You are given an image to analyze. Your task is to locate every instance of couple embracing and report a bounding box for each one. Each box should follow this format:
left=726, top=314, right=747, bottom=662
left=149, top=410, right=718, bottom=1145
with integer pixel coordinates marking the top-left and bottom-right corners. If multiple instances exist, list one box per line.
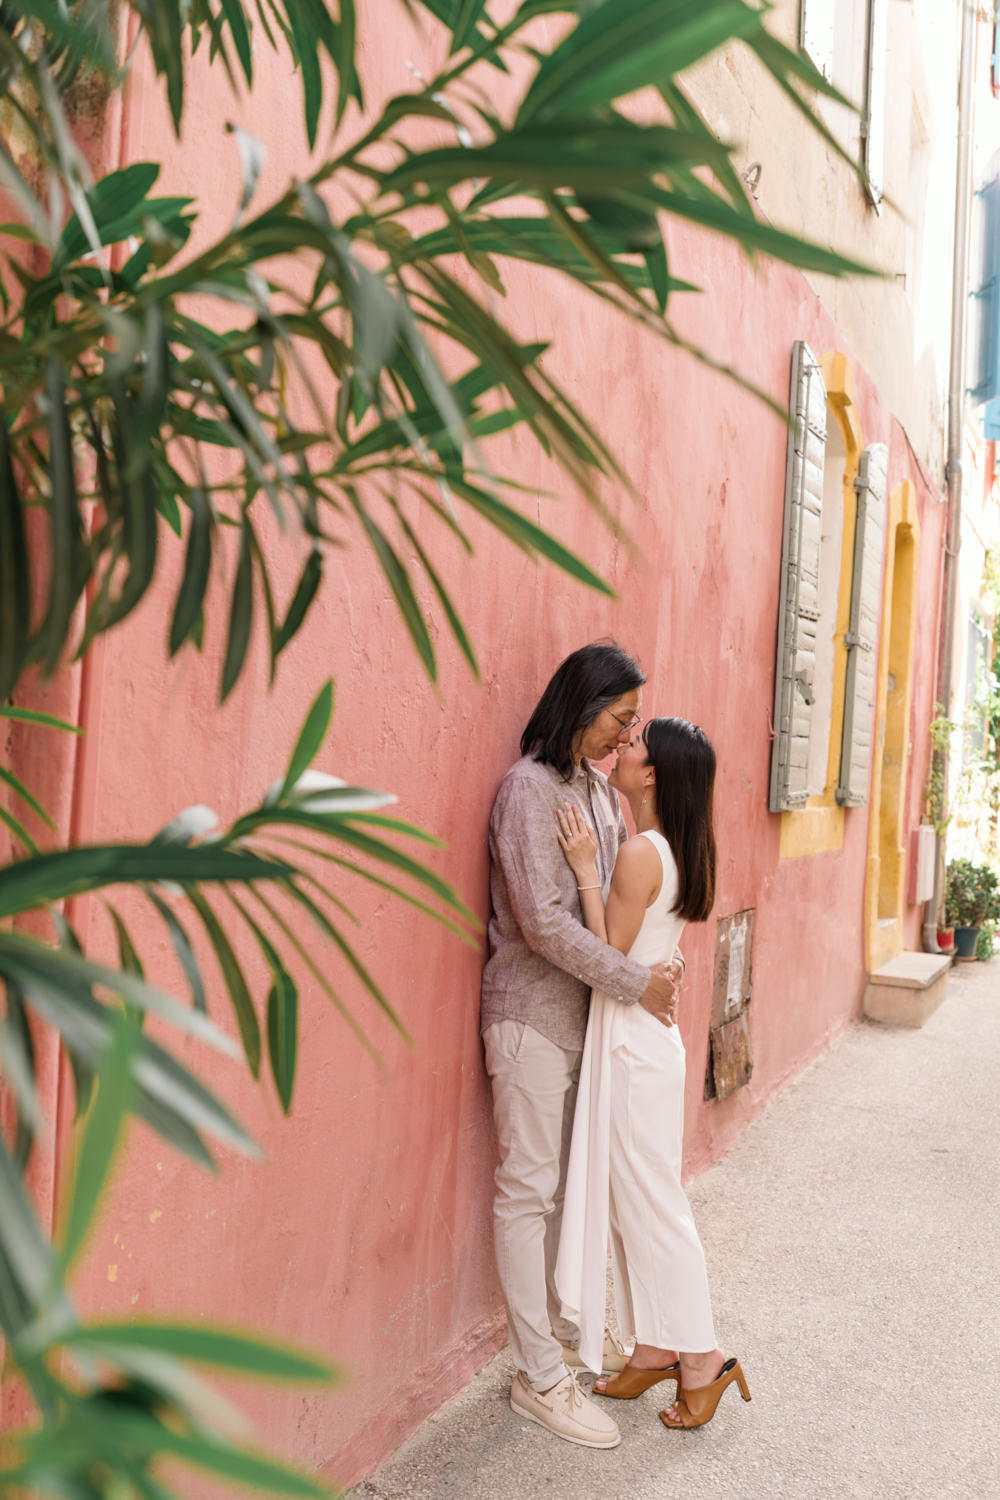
left=481, top=643, right=751, bottom=1450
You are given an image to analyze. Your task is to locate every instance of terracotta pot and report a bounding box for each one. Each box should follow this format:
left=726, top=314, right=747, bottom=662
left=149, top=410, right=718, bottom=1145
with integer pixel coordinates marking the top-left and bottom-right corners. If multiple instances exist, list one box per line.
left=953, top=925, right=981, bottom=961
left=937, top=927, right=955, bottom=955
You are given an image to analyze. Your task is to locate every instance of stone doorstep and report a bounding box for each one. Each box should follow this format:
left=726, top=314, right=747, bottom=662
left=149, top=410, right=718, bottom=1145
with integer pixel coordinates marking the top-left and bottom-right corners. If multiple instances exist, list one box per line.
left=863, top=952, right=953, bottom=1029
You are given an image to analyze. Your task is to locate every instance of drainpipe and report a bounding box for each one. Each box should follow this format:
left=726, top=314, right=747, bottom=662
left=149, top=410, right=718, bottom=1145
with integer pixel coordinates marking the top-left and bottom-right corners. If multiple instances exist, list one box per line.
left=925, top=0, right=976, bottom=954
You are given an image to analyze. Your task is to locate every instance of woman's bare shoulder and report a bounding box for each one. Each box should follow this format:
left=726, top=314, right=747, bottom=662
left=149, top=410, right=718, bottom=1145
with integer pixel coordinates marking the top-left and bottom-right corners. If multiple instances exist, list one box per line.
left=612, top=834, right=662, bottom=881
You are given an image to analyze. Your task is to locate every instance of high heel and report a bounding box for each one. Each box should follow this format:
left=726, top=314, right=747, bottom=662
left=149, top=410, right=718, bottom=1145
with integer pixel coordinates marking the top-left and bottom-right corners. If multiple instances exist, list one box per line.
left=597, top=1362, right=680, bottom=1399
left=658, top=1358, right=751, bottom=1429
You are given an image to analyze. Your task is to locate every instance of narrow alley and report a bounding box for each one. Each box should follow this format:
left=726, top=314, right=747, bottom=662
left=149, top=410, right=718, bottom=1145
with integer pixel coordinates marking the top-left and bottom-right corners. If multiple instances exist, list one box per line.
left=350, top=963, right=999, bottom=1500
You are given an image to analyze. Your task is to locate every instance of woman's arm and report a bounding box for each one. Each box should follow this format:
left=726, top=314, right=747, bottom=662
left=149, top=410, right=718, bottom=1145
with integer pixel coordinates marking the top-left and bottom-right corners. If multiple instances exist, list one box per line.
left=555, top=806, right=661, bottom=954
left=554, top=804, right=608, bottom=943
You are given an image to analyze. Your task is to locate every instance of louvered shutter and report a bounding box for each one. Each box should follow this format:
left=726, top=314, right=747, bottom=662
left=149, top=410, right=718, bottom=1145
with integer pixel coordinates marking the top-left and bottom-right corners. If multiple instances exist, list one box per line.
left=770, top=342, right=827, bottom=813
left=836, top=442, right=887, bottom=807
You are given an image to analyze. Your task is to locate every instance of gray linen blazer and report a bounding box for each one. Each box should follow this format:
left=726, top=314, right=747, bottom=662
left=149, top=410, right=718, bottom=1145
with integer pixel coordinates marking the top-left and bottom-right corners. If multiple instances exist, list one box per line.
left=481, top=754, right=651, bottom=1052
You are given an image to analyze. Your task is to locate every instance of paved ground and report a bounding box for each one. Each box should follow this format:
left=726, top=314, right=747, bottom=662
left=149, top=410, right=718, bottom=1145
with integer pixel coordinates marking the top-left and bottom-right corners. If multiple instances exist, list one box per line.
left=348, top=961, right=999, bottom=1500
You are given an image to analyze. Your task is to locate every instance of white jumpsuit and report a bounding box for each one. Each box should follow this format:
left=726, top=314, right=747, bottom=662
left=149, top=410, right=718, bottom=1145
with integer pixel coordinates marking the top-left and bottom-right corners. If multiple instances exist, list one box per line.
left=555, top=830, right=717, bottom=1373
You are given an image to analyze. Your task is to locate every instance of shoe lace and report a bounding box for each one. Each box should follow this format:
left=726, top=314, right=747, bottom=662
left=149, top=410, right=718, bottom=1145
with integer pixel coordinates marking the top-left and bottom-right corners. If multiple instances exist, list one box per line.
left=563, top=1371, right=585, bottom=1414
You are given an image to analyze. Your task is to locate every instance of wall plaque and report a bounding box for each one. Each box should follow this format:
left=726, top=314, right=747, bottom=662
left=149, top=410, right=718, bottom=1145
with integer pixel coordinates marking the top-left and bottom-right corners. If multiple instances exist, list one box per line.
left=704, top=908, right=755, bottom=1100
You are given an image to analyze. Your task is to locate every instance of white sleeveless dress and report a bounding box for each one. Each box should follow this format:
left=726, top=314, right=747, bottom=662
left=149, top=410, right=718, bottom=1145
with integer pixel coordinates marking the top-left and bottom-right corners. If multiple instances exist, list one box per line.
left=555, top=830, right=717, bottom=1372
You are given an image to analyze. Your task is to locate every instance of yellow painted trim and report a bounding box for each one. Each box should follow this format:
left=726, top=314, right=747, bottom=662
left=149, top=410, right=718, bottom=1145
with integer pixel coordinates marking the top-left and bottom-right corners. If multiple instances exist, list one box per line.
left=779, top=351, right=863, bottom=859
left=779, top=802, right=845, bottom=857
left=864, top=481, right=921, bottom=973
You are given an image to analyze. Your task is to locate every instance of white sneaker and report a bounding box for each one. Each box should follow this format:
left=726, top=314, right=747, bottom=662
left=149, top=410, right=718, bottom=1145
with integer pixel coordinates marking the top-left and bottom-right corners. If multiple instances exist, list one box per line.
left=560, top=1327, right=632, bottom=1375
left=509, top=1370, right=621, bottom=1449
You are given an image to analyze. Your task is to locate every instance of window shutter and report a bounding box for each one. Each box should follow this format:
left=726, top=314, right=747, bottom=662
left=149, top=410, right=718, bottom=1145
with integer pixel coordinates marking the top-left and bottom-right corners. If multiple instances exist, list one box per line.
left=770, top=342, right=827, bottom=814
left=836, top=442, right=887, bottom=807
left=800, top=0, right=835, bottom=84
left=863, top=0, right=888, bottom=208
left=970, top=150, right=1000, bottom=406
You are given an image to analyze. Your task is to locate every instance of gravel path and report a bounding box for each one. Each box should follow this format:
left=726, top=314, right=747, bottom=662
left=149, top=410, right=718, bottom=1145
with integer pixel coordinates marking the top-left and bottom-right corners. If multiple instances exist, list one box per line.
left=348, top=961, right=999, bottom=1500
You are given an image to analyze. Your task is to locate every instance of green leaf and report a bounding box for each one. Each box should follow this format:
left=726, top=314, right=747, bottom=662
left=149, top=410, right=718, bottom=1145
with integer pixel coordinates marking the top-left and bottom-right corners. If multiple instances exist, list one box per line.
left=39, top=360, right=88, bottom=676
left=60, top=1012, right=137, bottom=1270
left=379, top=119, right=728, bottom=197
left=280, top=679, right=334, bottom=800
left=646, top=185, right=879, bottom=278
left=643, top=238, right=670, bottom=313
left=0, top=766, right=56, bottom=834
left=0, top=414, right=30, bottom=702
left=268, top=836, right=481, bottom=948
left=0, top=801, right=39, bottom=855
left=442, top=470, right=616, bottom=596
left=81, top=1407, right=331, bottom=1497
left=235, top=807, right=477, bottom=923
left=56, top=162, right=160, bottom=266
left=145, top=886, right=207, bottom=1013
left=54, top=1321, right=335, bottom=1380
left=273, top=546, right=323, bottom=662
left=184, top=887, right=261, bottom=1077
left=284, top=0, right=325, bottom=148
left=350, top=497, right=436, bottom=679
left=225, top=890, right=299, bottom=1111
left=0, top=844, right=293, bottom=921
left=0, top=707, right=82, bottom=734
left=107, top=905, right=145, bottom=978
left=218, top=0, right=254, bottom=84
left=266, top=964, right=298, bottom=1113
left=285, top=878, right=409, bottom=1041
left=170, top=488, right=213, bottom=656
left=0, top=1129, right=56, bottom=1320
left=0, top=980, right=39, bottom=1169
left=519, top=0, right=764, bottom=125
left=0, top=931, right=239, bottom=1060
left=221, top=516, right=254, bottom=702
left=393, top=508, right=479, bottom=678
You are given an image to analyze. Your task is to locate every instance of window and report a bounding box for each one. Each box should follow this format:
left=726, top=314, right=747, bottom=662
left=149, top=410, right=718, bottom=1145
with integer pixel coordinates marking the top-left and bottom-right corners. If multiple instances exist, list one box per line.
left=863, top=0, right=887, bottom=208
left=800, top=0, right=836, bottom=84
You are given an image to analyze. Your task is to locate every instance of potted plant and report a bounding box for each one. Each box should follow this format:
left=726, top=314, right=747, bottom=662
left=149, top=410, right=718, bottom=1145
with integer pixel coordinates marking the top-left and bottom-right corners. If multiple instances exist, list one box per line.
left=937, top=925, right=956, bottom=955
left=945, top=859, right=1000, bottom=960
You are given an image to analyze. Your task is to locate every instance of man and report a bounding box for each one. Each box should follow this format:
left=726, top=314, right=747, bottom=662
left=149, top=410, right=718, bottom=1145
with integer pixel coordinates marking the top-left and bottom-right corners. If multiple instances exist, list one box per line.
left=482, top=642, right=684, bottom=1449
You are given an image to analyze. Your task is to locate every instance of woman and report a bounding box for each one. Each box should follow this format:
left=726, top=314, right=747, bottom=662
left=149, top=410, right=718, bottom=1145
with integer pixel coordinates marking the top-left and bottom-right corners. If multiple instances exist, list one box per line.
left=553, top=717, right=751, bottom=1432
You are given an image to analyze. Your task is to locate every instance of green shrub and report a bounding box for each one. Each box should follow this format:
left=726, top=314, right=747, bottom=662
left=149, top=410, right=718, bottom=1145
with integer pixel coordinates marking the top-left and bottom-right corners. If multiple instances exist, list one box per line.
left=977, top=921, right=997, bottom=960
left=945, top=859, right=1000, bottom=928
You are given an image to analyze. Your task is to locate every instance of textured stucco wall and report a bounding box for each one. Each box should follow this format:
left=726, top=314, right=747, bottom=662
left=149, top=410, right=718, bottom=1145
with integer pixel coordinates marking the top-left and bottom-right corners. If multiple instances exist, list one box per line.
left=684, top=0, right=963, bottom=484
left=2, top=5, right=949, bottom=1489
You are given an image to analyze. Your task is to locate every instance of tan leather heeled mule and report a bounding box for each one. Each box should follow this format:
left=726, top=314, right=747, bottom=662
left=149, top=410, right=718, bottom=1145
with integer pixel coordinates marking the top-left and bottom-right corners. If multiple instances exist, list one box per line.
left=658, top=1358, right=751, bottom=1429
left=596, top=1362, right=680, bottom=1399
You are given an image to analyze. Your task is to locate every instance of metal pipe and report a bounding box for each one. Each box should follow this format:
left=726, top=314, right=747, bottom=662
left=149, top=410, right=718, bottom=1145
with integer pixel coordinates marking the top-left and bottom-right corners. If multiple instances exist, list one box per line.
left=925, top=0, right=977, bottom=953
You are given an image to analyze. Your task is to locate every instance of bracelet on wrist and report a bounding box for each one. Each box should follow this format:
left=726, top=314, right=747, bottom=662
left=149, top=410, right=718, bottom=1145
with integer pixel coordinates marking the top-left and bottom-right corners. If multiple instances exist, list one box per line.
left=577, top=883, right=601, bottom=891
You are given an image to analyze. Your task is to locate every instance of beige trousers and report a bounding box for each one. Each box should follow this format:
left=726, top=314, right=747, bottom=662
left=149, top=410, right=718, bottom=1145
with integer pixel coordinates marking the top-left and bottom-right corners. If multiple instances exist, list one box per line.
left=483, top=1020, right=582, bottom=1391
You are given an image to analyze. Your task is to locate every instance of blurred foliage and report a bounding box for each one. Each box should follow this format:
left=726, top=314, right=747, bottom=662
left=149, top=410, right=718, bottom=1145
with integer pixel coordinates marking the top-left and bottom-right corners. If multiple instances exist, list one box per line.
left=0, top=684, right=477, bottom=1499
left=944, top=856, right=1000, bottom=929
left=976, top=918, right=996, bottom=960
left=0, top=0, right=875, bottom=704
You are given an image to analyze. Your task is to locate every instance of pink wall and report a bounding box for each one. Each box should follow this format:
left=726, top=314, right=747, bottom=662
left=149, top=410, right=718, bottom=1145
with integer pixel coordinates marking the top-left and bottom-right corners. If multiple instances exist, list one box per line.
left=3, top=11, right=945, bottom=1490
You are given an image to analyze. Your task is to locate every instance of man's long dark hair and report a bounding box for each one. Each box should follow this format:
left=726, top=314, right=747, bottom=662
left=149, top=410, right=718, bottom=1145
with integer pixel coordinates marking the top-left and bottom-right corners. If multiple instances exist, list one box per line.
left=521, top=642, right=646, bottom=781
left=644, top=717, right=717, bottom=923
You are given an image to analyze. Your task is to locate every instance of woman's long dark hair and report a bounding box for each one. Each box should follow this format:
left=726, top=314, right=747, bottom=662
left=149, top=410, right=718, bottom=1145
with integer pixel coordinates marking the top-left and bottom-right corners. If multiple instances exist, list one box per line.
left=643, top=717, right=717, bottom=923
left=521, top=642, right=646, bottom=781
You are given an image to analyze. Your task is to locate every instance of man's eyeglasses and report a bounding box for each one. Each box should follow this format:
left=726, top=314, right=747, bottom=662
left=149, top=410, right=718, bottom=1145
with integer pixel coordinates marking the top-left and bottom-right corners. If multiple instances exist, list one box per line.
left=607, top=710, right=644, bottom=735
